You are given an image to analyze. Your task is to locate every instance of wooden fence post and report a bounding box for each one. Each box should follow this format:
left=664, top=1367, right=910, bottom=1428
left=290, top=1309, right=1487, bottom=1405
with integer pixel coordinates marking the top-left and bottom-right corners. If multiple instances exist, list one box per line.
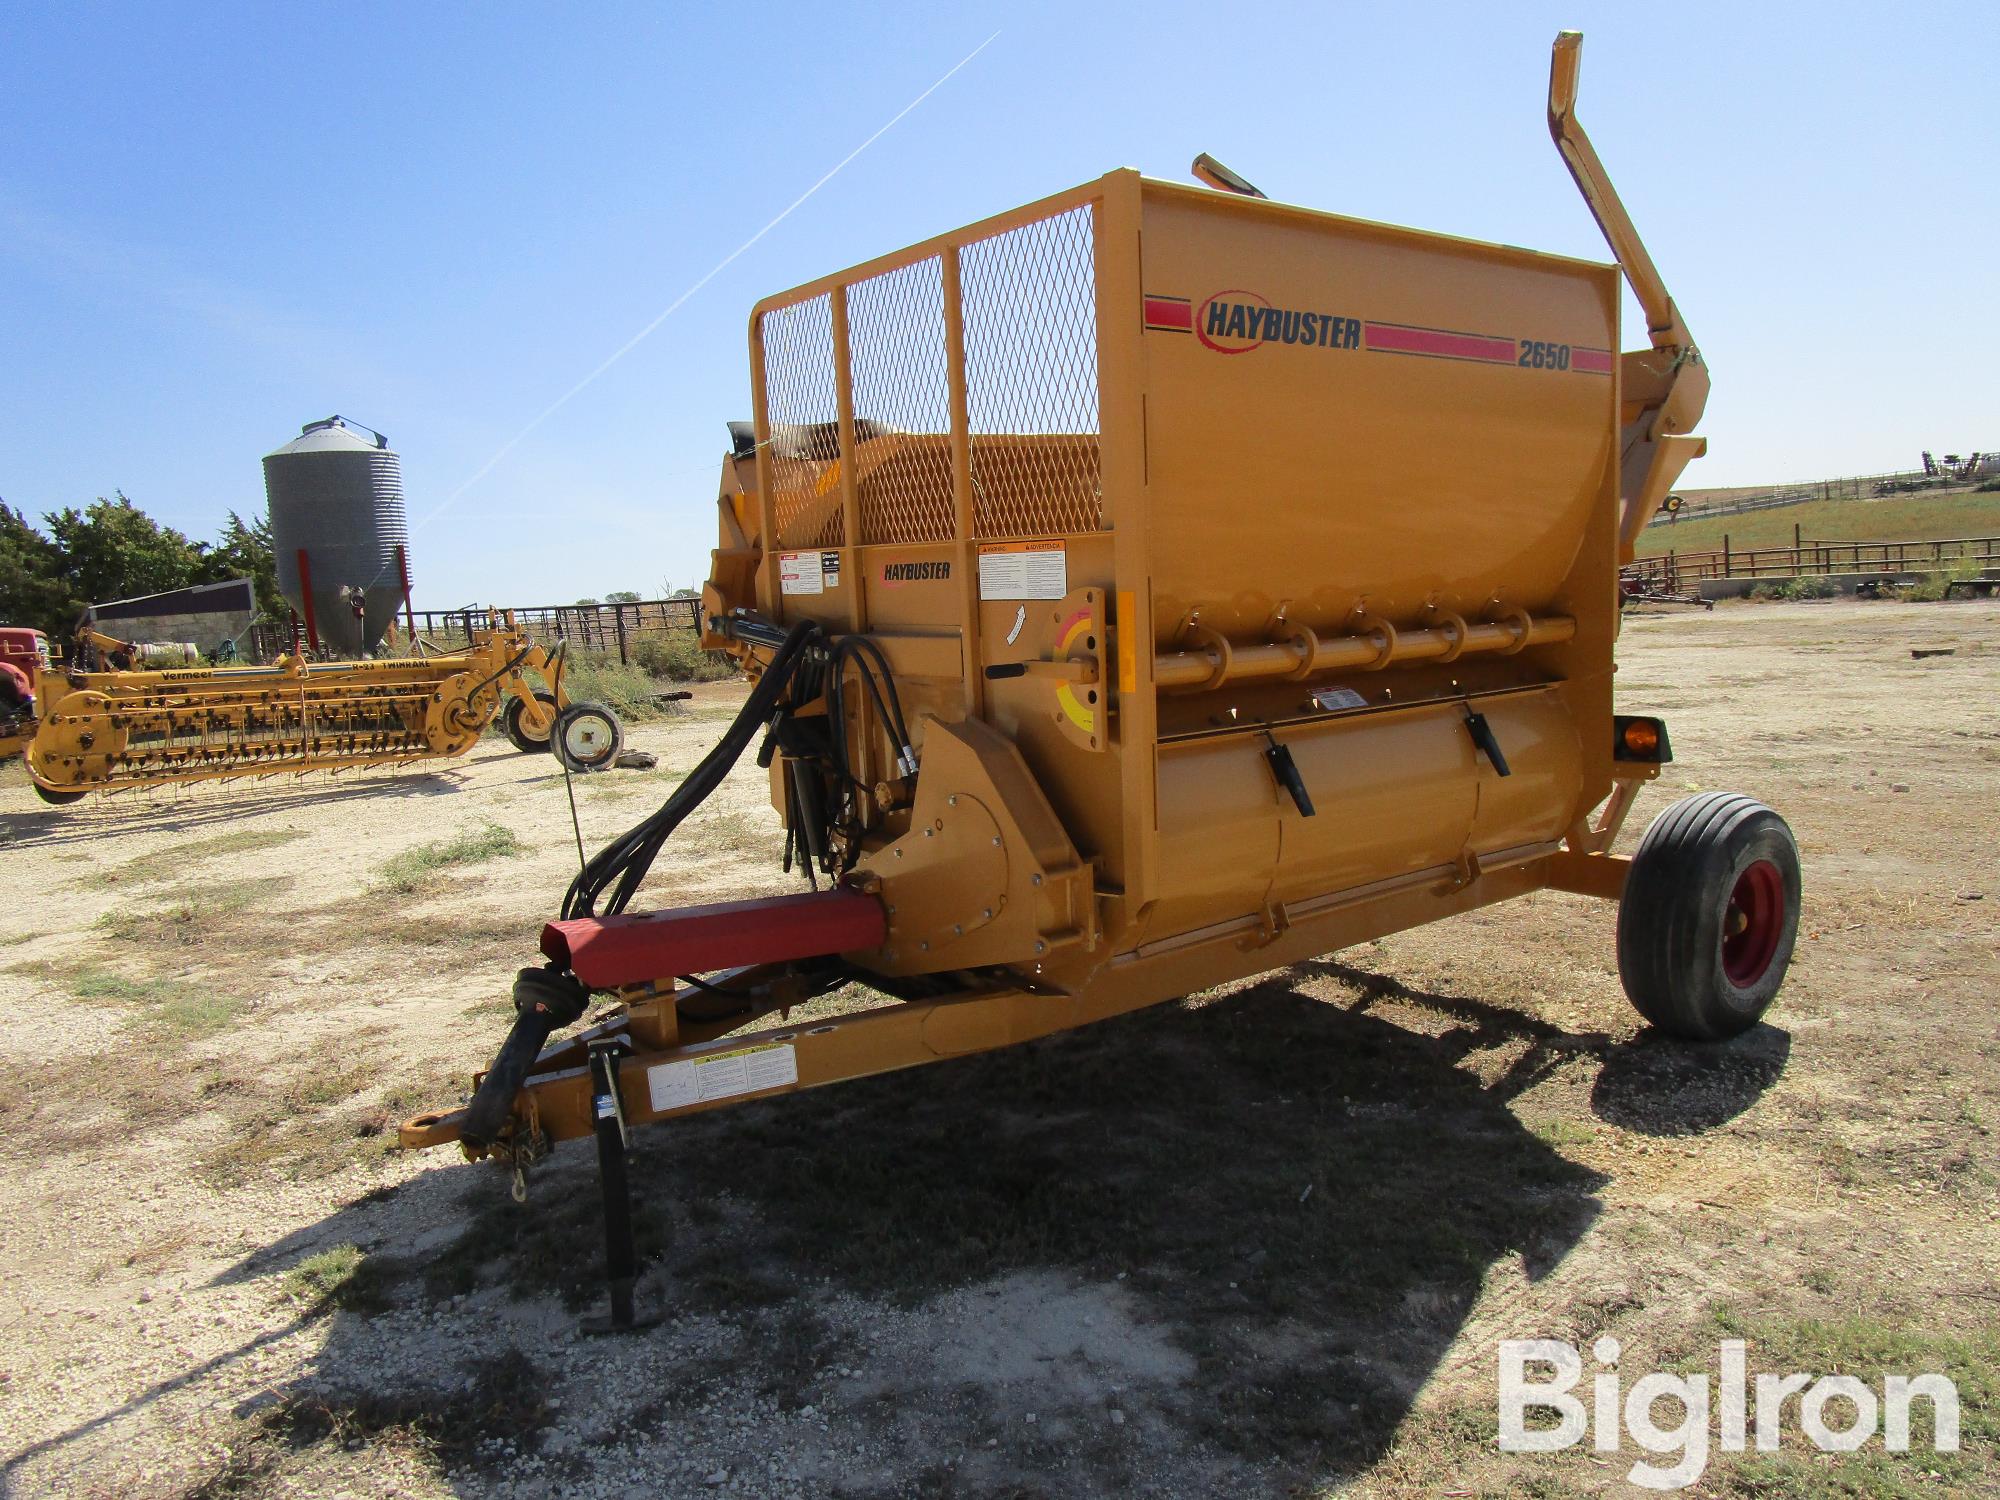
left=614, top=604, right=629, bottom=665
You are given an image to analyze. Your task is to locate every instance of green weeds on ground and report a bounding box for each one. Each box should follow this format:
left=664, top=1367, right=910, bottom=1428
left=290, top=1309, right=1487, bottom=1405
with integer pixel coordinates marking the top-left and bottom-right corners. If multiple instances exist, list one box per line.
left=13, top=957, right=246, bottom=1039
left=377, top=822, right=523, bottom=893
left=84, top=828, right=305, bottom=889
left=1903, top=556, right=1987, bottom=602
left=282, top=1244, right=390, bottom=1315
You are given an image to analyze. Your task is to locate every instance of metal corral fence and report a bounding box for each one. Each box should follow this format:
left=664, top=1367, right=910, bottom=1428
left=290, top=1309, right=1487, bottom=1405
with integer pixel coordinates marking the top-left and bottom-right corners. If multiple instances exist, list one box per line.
left=1627, top=533, right=2000, bottom=591
left=240, top=596, right=704, bottom=664
left=408, top=597, right=702, bottom=661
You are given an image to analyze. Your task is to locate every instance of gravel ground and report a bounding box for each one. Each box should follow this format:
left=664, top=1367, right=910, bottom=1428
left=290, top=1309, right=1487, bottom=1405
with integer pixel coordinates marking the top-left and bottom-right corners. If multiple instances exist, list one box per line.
left=1, top=604, right=1996, bottom=1498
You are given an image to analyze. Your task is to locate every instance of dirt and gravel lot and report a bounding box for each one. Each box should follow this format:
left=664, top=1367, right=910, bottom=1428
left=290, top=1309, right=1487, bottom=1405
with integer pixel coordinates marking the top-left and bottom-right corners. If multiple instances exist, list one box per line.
left=0, top=601, right=1995, bottom=1499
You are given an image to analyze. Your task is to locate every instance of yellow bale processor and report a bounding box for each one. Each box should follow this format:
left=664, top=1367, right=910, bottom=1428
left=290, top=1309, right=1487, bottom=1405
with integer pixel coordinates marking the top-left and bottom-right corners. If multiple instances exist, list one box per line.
left=20, top=614, right=623, bottom=804
left=404, top=34, right=1798, bottom=1330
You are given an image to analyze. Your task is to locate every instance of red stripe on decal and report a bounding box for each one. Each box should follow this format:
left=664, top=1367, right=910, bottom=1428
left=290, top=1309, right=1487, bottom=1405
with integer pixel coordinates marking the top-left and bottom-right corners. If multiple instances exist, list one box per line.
left=1364, top=322, right=1516, bottom=363
left=1143, top=296, right=1193, bottom=330
left=1570, top=347, right=1614, bottom=374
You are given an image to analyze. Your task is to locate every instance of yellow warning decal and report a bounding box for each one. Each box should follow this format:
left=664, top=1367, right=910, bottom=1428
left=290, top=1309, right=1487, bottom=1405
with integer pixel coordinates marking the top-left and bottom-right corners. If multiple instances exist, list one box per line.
left=1055, top=603, right=1096, bottom=734
left=1116, top=591, right=1138, bottom=695
left=1056, top=682, right=1093, bottom=734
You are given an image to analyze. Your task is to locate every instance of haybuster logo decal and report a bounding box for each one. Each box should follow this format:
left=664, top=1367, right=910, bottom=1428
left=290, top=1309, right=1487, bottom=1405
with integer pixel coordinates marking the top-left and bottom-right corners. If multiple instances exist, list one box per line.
left=880, top=560, right=951, bottom=588
left=1144, top=288, right=1613, bottom=375
left=1195, top=289, right=1361, bottom=356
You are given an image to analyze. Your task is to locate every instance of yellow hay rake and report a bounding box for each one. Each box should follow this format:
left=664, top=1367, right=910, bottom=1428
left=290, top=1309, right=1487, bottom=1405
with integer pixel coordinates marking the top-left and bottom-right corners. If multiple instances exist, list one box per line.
left=22, top=613, right=623, bottom=804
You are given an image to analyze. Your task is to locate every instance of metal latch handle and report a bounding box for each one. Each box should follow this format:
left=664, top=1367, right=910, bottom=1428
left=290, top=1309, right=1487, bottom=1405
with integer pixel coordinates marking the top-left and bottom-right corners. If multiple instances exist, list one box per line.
left=1465, top=711, right=1512, bottom=777
left=984, top=659, right=1098, bottom=683
left=1262, top=731, right=1316, bottom=817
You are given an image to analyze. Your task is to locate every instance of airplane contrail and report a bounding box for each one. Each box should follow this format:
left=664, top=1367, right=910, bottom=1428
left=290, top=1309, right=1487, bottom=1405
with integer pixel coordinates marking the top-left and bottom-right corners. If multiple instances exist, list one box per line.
left=412, top=29, right=1004, bottom=537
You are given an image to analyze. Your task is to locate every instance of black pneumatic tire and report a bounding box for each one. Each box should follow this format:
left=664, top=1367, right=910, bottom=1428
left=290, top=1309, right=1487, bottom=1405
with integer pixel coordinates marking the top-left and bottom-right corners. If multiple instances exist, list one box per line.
left=551, top=701, right=624, bottom=774
left=1617, top=792, right=1801, bottom=1041
left=502, top=691, right=562, bottom=754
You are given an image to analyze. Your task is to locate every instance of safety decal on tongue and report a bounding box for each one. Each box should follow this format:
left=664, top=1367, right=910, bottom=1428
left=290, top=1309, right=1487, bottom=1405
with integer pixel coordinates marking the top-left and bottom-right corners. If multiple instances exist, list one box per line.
left=648, top=1042, right=799, bottom=1112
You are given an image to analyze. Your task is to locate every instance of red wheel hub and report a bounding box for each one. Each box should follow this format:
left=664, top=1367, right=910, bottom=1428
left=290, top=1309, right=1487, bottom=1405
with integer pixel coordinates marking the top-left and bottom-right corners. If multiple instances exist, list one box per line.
left=1721, top=859, right=1785, bottom=987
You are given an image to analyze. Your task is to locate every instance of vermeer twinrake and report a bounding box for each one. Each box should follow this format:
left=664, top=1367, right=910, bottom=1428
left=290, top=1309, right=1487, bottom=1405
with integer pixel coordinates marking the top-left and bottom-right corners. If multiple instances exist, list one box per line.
left=403, top=35, right=1801, bottom=1331
left=22, top=613, right=623, bottom=804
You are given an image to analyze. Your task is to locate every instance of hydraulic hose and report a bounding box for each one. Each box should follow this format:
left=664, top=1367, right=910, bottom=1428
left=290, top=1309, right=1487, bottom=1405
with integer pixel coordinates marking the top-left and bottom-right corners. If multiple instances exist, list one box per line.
left=472, top=616, right=908, bottom=1142
left=560, top=617, right=821, bottom=920
left=829, top=636, right=915, bottom=778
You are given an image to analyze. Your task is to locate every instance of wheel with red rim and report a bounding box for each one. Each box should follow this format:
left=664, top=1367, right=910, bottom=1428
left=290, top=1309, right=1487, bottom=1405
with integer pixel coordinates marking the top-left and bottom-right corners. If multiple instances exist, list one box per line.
left=1617, top=792, right=1800, bottom=1040
left=1721, top=859, right=1786, bottom=987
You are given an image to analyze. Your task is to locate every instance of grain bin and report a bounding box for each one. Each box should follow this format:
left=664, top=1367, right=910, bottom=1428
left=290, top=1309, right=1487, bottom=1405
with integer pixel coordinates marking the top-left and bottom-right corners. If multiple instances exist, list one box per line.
left=263, top=417, right=411, bottom=654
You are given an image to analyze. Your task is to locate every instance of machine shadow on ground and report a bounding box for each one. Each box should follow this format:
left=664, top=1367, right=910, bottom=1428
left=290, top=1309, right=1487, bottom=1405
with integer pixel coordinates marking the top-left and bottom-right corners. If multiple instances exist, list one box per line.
left=0, top=770, right=470, bottom=850
left=1303, top=958, right=1794, bottom=1137
left=191, top=969, right=1648, bottom=1496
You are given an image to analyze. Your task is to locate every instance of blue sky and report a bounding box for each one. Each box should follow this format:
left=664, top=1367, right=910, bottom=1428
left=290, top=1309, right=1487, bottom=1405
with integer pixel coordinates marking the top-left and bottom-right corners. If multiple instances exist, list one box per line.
left=2, top=1, right=1993, bottom=608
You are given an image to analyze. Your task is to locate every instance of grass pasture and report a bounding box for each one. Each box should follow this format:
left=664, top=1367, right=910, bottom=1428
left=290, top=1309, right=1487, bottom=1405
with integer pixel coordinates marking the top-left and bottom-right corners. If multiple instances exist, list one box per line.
left=1638, top=486, right=2000, bottom=556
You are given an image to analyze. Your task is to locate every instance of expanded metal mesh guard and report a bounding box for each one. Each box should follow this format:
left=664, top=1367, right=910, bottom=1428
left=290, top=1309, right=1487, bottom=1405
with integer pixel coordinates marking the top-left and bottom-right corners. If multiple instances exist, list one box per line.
left=756, top=194, right=1105, bottom=551
left=848, top=257, right=955, bottom=545
left=962, top=204, right=1102, bottom=538
left=761, top=294, right=844, bottom=549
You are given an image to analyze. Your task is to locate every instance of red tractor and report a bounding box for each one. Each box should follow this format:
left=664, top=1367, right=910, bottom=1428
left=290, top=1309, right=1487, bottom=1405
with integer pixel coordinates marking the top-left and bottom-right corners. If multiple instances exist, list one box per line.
left=0, top=627, right=51, bottom=761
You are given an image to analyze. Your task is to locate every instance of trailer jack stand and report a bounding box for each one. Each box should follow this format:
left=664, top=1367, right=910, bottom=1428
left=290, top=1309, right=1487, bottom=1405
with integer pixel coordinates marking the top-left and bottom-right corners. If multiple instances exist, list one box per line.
left=581, top=1041, right=658, bottom=1336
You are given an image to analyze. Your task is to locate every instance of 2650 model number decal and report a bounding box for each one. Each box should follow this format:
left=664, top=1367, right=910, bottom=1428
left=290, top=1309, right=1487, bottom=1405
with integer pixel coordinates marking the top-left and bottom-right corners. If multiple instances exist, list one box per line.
left=1518, top=340, right=1571, bottom=371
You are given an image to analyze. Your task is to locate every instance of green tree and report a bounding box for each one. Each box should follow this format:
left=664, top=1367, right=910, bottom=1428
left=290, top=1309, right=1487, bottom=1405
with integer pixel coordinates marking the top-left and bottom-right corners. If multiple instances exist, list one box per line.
left=207, top=510, right=285, bottom=621
left=0, top=493, right=286, bottom=640
left=42, top=493, right=210, bottom=608
left=0, top=503, right=75, bottom=635
left=604, top=590, right=642, bottom=603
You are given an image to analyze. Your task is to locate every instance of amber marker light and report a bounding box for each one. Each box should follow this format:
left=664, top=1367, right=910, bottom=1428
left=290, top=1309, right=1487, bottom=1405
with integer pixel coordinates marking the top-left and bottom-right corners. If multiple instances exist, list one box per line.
left=1613, top=716, right=1672, bottom=762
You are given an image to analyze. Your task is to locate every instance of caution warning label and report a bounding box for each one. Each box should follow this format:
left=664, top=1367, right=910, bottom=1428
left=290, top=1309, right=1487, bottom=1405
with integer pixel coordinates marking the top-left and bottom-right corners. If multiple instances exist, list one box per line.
left=778, top=551, right=823, bottom=595
left=977, top=541, right=1066, bottom=601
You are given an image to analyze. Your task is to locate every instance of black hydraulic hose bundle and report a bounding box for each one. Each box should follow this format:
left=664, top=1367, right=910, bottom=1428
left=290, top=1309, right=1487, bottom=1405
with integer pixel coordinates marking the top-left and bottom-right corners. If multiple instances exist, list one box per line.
left=465, top=613, right=916, bottom=1149
left=828, top=633, right=916, bottom=778
left=560, top=617, right=821, bottom=921
left=773, top=633, right=914, bottom=880
left=558, top=611, right=917, bottom=920
left=466, top=619, right=818, bottom=1146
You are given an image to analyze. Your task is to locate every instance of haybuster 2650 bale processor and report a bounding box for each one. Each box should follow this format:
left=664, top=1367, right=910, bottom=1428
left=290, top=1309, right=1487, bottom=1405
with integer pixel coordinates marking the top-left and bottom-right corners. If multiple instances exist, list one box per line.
left=405, top=34, right=1799, bottom=1329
